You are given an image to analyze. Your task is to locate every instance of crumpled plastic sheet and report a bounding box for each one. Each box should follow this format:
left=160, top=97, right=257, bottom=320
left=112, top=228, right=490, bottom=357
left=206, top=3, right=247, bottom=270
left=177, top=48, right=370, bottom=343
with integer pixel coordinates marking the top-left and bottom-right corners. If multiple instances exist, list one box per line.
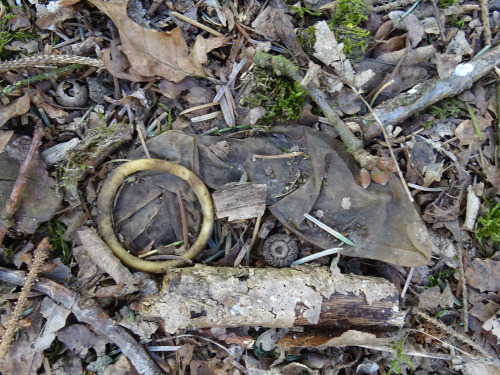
left=116, top=125, right=430, bottom=267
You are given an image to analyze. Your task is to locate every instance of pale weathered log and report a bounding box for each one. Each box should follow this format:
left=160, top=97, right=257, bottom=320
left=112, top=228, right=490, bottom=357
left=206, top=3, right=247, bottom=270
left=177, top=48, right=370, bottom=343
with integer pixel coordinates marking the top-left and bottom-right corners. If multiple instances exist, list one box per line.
left=139, top=265, right=405, bottom=333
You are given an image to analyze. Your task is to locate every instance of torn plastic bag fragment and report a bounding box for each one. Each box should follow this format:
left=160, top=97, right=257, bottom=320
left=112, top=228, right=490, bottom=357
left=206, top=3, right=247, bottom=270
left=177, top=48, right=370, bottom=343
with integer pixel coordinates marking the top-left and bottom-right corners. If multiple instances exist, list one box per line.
left=119, top=125, right=430, bottom=267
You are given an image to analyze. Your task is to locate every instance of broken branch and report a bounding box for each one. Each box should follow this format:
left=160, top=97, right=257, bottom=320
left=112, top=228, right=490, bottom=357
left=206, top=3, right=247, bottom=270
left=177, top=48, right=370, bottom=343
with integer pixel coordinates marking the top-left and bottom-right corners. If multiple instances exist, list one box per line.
left=361, top=44, right=500, bottom=139
left=0, top=266, right=164, bottom=375
left=140, top=265, right=405, bottom=333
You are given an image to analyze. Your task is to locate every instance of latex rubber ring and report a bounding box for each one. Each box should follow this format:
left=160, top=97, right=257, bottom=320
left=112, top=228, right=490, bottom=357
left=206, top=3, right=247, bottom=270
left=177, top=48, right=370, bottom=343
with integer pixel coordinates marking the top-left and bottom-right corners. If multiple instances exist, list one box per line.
left=96, top=159, right=214, bottom=273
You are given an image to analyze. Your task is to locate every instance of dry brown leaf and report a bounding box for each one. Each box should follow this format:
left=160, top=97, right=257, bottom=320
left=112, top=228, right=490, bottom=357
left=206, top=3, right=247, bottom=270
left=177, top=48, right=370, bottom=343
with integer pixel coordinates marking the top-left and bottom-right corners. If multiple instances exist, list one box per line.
left=87, top=0, right=225, bottom=82
left=418, top=284, right=454, bottom=310
left=388, top=11, right=424, bottom=48
left=0, top=93, right=30, bottom=127
left=0, top=130, right=14, bottom=152
left=455, top=118, right=489, bottom=152
left=484, top=165, right=500, bottom=195
left=465, top=258, right=500, bottom=292
left=101, top=43, right=149, bottom=82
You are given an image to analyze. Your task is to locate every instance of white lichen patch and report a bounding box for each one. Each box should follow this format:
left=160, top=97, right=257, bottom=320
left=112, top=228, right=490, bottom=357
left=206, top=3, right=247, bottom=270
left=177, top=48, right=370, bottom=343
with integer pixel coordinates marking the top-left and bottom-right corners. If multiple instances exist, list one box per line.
left=329, top=267, right=395, bottom=305
left=454, top=63, right=473, bottom=77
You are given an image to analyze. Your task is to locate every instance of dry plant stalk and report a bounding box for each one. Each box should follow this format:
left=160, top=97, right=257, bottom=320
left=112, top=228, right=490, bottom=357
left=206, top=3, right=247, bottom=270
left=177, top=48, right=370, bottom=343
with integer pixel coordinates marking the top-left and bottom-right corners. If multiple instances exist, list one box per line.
left=0, top=127, right=44, bottom=247
left=413, top=308, right=491, bottom=358
left=0, top=237, right=50, bottom=369
left=480, top=0, right=492, bottom=45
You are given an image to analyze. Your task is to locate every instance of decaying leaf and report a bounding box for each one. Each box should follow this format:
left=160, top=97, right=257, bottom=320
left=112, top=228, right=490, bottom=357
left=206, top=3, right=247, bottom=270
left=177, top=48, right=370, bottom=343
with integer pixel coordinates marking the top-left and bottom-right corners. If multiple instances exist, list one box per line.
left=0, top=134, right=62, bottom=234
left=251, top=4, right=308, bottom=66
left=465, top=258, right=500, bottom=293
left=1, top=304, right=44, bottom=375
left=388, top=11, right=424, bottom=48
left=313, top=21, right=374, bottom=89
left=34, top=298, right=71, bottom=351
left=82, top=0, right=225, bottom=82
left=483, top=309, right=500, bottom=345
left=0, top=93, right=30, bottom=127
left=57, top=324, right=109, bottom=357
left=417, top=284, right=454, bottom=310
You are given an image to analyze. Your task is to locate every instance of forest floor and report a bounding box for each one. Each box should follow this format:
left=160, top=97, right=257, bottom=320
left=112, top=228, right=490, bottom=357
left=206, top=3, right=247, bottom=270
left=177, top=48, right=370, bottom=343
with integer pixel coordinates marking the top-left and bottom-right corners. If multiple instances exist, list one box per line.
left=0, top=0, right=500, bottom=374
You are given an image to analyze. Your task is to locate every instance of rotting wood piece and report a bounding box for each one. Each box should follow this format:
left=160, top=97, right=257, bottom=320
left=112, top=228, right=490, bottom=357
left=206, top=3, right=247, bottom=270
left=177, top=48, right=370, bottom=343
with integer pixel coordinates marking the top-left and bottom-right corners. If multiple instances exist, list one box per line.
left=139, top=264, right=405, bottom=333
left=212, top=182, right=267, bottom=221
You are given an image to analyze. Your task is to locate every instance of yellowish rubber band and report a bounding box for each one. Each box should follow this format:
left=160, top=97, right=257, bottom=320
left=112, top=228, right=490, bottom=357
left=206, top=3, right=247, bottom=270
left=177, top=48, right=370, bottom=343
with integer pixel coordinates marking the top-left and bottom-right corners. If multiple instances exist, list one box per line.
left=96, top=159, right=214, bottom=273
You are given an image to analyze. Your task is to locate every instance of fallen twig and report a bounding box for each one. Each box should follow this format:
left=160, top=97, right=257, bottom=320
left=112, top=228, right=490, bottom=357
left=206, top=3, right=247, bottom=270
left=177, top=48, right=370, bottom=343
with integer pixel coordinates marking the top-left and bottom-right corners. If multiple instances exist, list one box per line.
left=480, top=0, right=492, bottom=46
left=0, top=126, right=44, bottom=248
left=0, top=266, right=164, bottom=375
left=413, top=308, right=490, bottom=358
left=253, top=52, right=363, bottom=151
left=0, top=238, right=50, bottom=370
left=361, top=44, right=500, bottom=139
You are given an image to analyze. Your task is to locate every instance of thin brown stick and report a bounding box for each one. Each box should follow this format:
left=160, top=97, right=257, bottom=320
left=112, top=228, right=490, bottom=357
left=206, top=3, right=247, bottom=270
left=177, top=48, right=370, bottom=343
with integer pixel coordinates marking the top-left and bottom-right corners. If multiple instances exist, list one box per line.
left=176, top=190, right=190, bottom=252
left=431, top=0, right=447, bottom=42
left=456, top=242, right=469, bottom=332
left=136, top=123, right=151, bottom=159
left=480, top=0, right=492, bottom=46
left=0, top=126, right=44, bottom=247
left=413, top=308, right=491, bottom=358
left=0, top=266, right=164, bottom=375
left=0, top=237, right=50, bottom=369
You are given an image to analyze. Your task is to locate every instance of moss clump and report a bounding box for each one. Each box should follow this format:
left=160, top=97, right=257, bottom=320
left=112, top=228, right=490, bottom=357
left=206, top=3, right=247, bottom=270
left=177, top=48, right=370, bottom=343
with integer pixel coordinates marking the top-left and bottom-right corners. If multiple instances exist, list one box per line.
left=241, top=67, right=306, bottom=124
left=41, top=220, right=72, bottom=264
left=438, top=0, right=459, bottom=7
left=0, top=10, right=36, bottom=59
left=419, top=97, right=465, bottom=127
left=476, top=202, right=500, bottom=252
left=298, top=25, right=317, bottom=57
left=289, top=5, right=322, bottom=18
left=327, top=0, right=371, bottom=62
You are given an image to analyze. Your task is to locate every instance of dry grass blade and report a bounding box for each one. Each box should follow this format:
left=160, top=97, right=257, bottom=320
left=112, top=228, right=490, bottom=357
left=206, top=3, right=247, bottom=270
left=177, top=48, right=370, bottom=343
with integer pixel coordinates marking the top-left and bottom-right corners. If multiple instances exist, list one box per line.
left=170, top=11, right=223, bottom=37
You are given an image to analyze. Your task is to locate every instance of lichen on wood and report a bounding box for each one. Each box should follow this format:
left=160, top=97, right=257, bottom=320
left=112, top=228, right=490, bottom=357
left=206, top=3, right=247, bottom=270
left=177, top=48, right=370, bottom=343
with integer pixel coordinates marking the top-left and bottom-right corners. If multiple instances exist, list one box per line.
left=139, top=264, right=405, bottom=333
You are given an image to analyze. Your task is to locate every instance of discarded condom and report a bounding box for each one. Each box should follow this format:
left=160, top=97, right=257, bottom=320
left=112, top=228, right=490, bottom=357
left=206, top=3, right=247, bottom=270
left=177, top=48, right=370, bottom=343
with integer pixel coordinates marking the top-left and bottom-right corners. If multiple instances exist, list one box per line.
left=263, top=234, right=298, bottom=268
left=96, top=159, right=214, bottom=273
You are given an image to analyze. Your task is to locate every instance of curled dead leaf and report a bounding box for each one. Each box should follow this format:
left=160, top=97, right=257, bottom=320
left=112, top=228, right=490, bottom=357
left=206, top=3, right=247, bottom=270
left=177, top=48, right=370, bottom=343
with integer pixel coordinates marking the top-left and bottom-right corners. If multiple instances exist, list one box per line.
left=0, top=93, right=30, bottom=127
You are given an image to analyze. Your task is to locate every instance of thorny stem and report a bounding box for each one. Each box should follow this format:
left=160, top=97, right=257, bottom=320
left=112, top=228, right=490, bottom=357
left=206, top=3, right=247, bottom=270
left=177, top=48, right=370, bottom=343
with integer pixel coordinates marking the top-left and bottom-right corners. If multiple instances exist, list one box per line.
left=0, top=126, right=44, bottom=248
left=253, top=52, right=363, bottom=152
left=0, top=237, right=50, bottom=370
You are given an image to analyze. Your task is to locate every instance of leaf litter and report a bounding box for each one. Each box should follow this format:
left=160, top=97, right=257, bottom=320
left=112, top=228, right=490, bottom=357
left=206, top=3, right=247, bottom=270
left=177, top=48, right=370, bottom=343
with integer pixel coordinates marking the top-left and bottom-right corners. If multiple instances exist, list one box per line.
left=0, top=0, right=500, bottom=374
